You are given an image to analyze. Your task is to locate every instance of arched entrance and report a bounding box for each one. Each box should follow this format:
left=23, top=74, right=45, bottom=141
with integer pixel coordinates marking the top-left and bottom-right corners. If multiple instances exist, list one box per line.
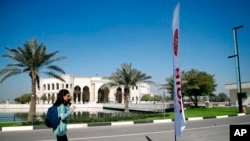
left=115, top=87, right=122, bottom=103
left=98, top=87, right=109, bottom=103
left=82, top=86, right=90, bottom=103
left=74, top=86, right=81, bottom=103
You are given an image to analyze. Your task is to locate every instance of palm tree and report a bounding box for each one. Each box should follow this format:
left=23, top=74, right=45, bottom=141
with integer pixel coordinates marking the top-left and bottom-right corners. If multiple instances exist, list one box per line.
left=0, top=39, right=66, bottom=122
left=159, top=71, right=198, bottom=105
left=158, top=76, right=174, bottom=100
left=101, top=63, right=153, bottom=113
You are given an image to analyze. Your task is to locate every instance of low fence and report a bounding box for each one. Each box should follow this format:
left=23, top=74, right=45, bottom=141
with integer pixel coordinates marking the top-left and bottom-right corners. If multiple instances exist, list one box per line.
left=0, top=114, right=27, bottom=123
left=0, top=103, right=103, bottom=113
left=0, top=103, right=103, bottom=122
left=103, top=103, right=174, bottom=112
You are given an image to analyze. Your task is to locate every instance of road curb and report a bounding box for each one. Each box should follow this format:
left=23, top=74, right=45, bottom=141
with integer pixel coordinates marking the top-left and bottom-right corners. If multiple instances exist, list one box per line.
left=0, top=113, right=247, bottom=132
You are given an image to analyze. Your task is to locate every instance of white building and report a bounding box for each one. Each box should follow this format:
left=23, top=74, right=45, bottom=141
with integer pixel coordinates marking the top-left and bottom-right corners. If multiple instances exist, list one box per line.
left=36, top=75, right=151, bottom=104
left=225, top=81, right=250, bottom=106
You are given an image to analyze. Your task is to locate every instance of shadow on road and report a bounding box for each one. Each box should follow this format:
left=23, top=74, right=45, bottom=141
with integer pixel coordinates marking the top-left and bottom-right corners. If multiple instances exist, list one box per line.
left=145, top=136, right=152, bottom=141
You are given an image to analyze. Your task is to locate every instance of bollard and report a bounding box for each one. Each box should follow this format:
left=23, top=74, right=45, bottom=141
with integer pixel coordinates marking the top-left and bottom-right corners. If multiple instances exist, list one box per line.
left=242, top=105, right=247, bottom=114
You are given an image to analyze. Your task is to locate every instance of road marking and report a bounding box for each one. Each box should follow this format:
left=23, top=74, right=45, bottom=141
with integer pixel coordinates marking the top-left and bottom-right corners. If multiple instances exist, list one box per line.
left=37, top=122, right=250, bottom=141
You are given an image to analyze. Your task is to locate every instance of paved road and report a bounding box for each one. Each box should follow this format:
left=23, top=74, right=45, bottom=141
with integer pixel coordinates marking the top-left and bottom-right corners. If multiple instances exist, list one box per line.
left=1, top=115, right=250, bottom=141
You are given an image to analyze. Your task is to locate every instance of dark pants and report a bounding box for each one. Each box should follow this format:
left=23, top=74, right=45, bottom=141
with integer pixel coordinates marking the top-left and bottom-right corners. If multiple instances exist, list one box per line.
left=57, top=134, right=68, bottom=141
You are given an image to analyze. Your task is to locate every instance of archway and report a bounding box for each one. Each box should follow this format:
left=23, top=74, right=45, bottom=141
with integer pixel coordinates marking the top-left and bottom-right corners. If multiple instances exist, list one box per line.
left=74, top=86, right=81, bottom=103
left=82, top=86, right=90, bottom=103
left=98, top=87, right=109, bottom=103
left=115, top=87, right=122, bottom=103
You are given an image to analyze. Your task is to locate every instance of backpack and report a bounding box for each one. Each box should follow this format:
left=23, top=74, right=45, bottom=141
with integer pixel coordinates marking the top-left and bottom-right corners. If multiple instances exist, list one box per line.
left=45, top=105, right=61, bottom=130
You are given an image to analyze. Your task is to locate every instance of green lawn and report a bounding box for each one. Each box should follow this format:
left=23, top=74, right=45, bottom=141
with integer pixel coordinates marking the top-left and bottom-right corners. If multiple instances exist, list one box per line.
left=169, top=107, right=240, bottom=119
left=0, top=122, right=24, bottom=127
left=144, top=107, right=241, bottom=120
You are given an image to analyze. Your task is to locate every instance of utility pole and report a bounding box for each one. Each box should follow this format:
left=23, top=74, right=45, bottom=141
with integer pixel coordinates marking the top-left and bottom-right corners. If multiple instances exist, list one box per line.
left=163, top=92, right=166, bottom=119
left=228, top=25, right=243, bottom=113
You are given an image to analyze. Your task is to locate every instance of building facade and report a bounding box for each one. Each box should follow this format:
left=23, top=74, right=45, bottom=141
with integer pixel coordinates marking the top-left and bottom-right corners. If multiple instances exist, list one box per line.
left=36, top=75, right=151, bottom=104
left=225, top=81, right=250, bottom=106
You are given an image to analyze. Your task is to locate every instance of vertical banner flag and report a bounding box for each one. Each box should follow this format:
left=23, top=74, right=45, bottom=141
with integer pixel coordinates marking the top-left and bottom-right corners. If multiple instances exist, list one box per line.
left=172, top=2, right=186, bottom=137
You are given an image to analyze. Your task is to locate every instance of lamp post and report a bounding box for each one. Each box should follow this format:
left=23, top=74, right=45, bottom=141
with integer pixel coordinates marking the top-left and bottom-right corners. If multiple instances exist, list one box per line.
left=228, top=25, right=243, bottom=113
left=163, top=92, right=166, bottom=119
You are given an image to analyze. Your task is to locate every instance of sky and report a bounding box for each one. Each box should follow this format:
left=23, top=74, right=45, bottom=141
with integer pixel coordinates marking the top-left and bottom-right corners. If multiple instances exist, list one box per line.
left=0, top=0, right=250, bottom=101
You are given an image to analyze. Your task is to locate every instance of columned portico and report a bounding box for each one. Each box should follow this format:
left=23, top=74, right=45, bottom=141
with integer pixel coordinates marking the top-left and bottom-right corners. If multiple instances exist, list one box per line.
left=37, top=75, right=151, bottom=105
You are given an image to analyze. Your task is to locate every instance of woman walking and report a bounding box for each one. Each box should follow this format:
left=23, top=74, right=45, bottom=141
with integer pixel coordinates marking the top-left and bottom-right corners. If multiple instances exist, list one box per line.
left=53, top=89, right=76, bottom=141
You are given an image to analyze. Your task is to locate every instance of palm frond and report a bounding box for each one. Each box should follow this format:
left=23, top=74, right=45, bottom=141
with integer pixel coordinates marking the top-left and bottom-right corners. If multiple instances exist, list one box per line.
left=105, top=62, right=152, bottom=89
left=6, top=62, right=26, bottom=68
left=46, top=72, right=65, bottom=82
left=100, top=82, right=120, bottom=90
left=1, top=39, right=67, bottom=84
left=46, top=65, right=66, bottom=74
left=0, top=68, right=22, bottom=83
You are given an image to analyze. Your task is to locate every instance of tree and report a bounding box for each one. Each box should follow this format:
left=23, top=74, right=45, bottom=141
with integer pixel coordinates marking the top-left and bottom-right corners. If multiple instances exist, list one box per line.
left=217, top=93, right=229, bottom=102
left=101, top=63, right=153, bottom=113
left=164, top=95, right=172, bottom=102
left=158, top=70, right=186, bottom=100
left=0, top=39, right=66, bottom=122
left=182, top=69, right=217, bottom=106
left=14, top=93, right=31, bottom=104
left=141, top=94, right=153, bottom=101
left=159, top=76, right=175, bottom=100
left=40, top=94, right=47, bottom=104
left=153, top=95, right=162, bottom=102
left=160, top=69, right=217, bottom=107
left=51, top=94, right=55, bottom=104
left=47, top=94, right=51, bottom=104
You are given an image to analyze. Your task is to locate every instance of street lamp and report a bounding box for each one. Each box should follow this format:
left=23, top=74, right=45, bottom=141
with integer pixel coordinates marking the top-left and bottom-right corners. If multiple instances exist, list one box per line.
left=162, top=92, right=166, bottom=119
left=228, top=25, right=243, bottom=113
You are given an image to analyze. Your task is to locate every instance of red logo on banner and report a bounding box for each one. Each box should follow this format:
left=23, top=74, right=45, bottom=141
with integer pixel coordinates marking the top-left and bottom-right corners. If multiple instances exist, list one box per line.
left=175, top=67, right=183, bottom=113
left=173, top=29, right=178, bottom=56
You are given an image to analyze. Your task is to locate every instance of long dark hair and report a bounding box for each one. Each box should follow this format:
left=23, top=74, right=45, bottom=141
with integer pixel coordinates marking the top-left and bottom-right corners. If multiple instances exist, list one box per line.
left=54, top=89, right=70, bottom=106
